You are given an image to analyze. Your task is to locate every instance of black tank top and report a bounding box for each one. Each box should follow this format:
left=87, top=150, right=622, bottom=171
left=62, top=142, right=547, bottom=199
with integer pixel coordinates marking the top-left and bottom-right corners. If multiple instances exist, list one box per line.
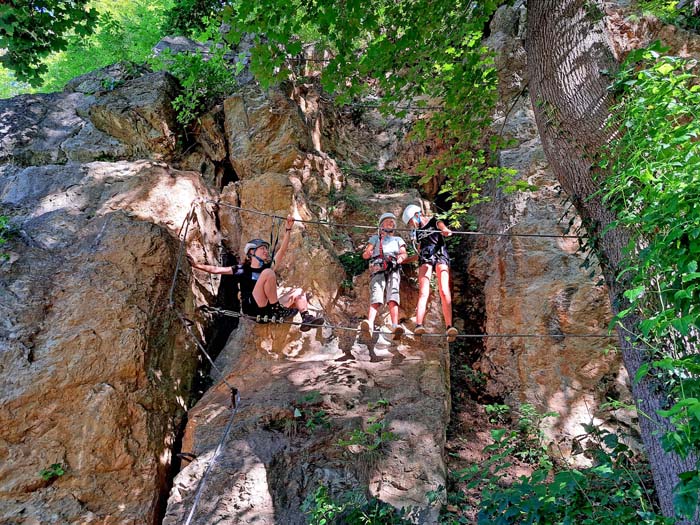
left=415, top=217, right=445, bottom=251
left=232, top=262, right=271, bottom=314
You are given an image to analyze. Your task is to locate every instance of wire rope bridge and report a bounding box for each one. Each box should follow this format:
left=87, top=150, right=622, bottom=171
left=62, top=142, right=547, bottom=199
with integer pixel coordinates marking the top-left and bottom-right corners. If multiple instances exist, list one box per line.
left=166, top=198, right=614, bottom=523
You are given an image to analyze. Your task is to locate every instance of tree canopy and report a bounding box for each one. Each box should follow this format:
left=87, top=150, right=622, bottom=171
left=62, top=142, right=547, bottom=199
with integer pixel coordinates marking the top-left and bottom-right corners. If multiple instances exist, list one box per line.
left=218, top=0, right=527, bottom=223
left=0, top=0, right=97, bottom=87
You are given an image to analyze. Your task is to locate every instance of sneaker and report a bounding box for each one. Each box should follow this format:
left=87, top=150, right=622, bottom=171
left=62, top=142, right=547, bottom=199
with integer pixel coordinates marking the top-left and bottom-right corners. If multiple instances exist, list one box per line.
left=446, top=326, right=458, bottom=343
left=359, top=319, right=372, bottom=334
left=414, top=324, right=427, bottom=336
left=392, top=324, right=405, bottom=341
left=300, top=312, right=324, bottom=332
left=269, top=302, right=298, bottom=321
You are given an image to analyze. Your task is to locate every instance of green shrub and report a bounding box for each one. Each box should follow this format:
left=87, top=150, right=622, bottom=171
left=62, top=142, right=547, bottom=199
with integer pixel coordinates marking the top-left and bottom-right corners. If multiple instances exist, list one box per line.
left=484, top=403, right=510, bottom=424
left=343, top=163, right=417, bottom=193
left=328, top=186, right=369, bottom=216
left=638, top=1, right=700, bottom=31
left=40, top=463, right=65, bottom=482
left=161, top=0, right=224, bottom=36
left=303, top=409, right=331, bottom=432
left=289, top=390, right=331, bottom=434
left=152, top=23, right=240, bottom=126
left=602, top=46, right=700, bottom=519
left=338, top=250, right=366, bottom=289
left=302, top=484, right=409, bottom=525
left=0, top=216, right=13, bottom=260
left=338, top=417, right=397, bottom=452
left=444, top=425, right=670, bottom=525
left=513, top=403, right=557, bottom=468
left=338, top=416, right=398, bottom=481
left=482, top=428, right=669, bottom=524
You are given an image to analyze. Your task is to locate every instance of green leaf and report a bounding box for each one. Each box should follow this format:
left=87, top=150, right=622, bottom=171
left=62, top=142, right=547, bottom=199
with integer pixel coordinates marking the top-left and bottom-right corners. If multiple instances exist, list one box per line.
left=634, top=362, right=650, bottom=384
left=656, top=62, right=675, bottom=76
left=623, top=285, right=645, bottom=301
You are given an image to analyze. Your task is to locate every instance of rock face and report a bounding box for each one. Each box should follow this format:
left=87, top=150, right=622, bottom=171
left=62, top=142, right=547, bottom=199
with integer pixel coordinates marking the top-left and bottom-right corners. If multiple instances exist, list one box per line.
left=88, top=71, right=180, bottom=160
left=0, top=66, right=452, bottom=524
left=466, top=1, right=628, bottom=448
left=0, top=76, right=219, bottom=523
left=163, top=316, right=449, bottom=524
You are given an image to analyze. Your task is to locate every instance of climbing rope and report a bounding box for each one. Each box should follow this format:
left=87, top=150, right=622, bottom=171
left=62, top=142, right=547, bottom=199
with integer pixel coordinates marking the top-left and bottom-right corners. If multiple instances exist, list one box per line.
left=169, top=203, right=197, bottom=307
left=166, top=199, right=608, bottom=339
left=183, top=387, right=240, bottom=525
left=206, top=199, right=586, bottom=240
left=175, top=311, right=238, bottom=391
left=201, top=305, right=612, bottom=339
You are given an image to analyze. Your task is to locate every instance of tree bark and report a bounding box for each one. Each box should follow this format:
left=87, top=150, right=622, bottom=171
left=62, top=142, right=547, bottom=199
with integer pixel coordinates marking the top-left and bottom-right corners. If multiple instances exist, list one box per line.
left=526, top=0, right=696, bottom=519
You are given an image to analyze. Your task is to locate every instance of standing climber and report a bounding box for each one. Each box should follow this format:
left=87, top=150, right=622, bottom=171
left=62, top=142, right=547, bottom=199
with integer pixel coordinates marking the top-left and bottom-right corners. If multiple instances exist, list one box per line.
left=402, top=204, right=458, bottom=342
left=359, top=212, right=408, bottom=340
left=190, top=215, right=324, bottom=331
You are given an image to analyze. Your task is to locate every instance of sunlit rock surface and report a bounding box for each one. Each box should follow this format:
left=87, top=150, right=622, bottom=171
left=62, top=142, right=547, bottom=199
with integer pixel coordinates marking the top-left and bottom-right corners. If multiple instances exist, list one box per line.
left=0, top=73, right=218, bottom=523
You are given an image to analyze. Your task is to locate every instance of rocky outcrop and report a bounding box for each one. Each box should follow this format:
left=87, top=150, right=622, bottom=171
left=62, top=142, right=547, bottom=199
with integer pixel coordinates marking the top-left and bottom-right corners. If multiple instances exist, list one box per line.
left=88, top=71, right=181, bottom=160
left=163, top=312, right=449, bottom=524
left=224, top=86, right=314, bottom=179
left=163, top=86, right=451, bottom=524
left=0, top=74, right=219, bottom=523
left=467, top=0, right=700, bottom=451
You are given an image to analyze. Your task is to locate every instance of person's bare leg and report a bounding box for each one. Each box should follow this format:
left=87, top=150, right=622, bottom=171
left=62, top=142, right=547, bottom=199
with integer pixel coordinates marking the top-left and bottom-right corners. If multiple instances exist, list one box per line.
left=389, top=300, right=404, bottom=339
left=368, top=303, right=380, bottom=326
left=253, top=268, right=278, bottom=307
left=360, top=303, right=381, bottom=334
left=388, top=300, right=399, bottom=326
left=415, top=264, right=433, bottom=325
left=436, top=264, right=452, bottom=327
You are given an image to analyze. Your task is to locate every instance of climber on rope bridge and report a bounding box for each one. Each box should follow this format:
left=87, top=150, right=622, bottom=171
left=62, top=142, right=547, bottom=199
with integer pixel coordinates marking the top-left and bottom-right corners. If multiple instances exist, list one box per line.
left=189, top=215, right=324, bottom=332
left=402, top=204, right=459, bottom=343
left=359, top=212, right=408, bottom=340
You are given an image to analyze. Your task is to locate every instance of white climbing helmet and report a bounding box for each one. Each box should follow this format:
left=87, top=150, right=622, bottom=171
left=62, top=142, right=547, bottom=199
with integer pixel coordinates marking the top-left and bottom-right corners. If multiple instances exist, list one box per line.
left=377, top=212, right=397, bottom=229
left=243, top=238, right=269, bottom=257
left=402, top=204, right=422, bottom=226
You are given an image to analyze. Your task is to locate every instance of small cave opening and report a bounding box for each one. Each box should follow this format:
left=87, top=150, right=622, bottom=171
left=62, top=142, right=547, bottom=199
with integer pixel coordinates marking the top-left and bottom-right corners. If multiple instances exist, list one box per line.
left=186, top=244, right=241, bottom=399
left=218, top=162, right=239, bottom=190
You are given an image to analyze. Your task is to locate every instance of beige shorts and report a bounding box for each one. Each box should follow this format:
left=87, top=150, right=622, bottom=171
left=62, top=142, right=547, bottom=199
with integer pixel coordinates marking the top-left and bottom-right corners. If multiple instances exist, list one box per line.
left=370, top=270, right=401, bottom=305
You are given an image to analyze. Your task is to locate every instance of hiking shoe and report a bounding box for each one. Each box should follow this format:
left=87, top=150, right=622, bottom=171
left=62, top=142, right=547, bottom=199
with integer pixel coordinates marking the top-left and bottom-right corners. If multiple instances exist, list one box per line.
left=414, top=324, right=427, bottom=336
left=446, top=326, right=458, bottom=343
left=392, top=324, right=405, bottom=341
left=269, top=302, right=298, bottom=321
left=299, top=312, right=324, bottom=332
left=359, top=319, right=372, bottom=334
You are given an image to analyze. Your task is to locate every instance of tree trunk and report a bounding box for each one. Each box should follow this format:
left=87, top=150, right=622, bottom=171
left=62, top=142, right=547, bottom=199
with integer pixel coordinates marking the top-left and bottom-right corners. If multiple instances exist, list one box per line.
left=526, top=0, right=696, bottom=519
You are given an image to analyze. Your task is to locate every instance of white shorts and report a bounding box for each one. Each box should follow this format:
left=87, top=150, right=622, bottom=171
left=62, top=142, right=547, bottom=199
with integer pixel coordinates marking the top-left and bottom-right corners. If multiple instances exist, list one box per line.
left=369, top=270, right=401, bottom=305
